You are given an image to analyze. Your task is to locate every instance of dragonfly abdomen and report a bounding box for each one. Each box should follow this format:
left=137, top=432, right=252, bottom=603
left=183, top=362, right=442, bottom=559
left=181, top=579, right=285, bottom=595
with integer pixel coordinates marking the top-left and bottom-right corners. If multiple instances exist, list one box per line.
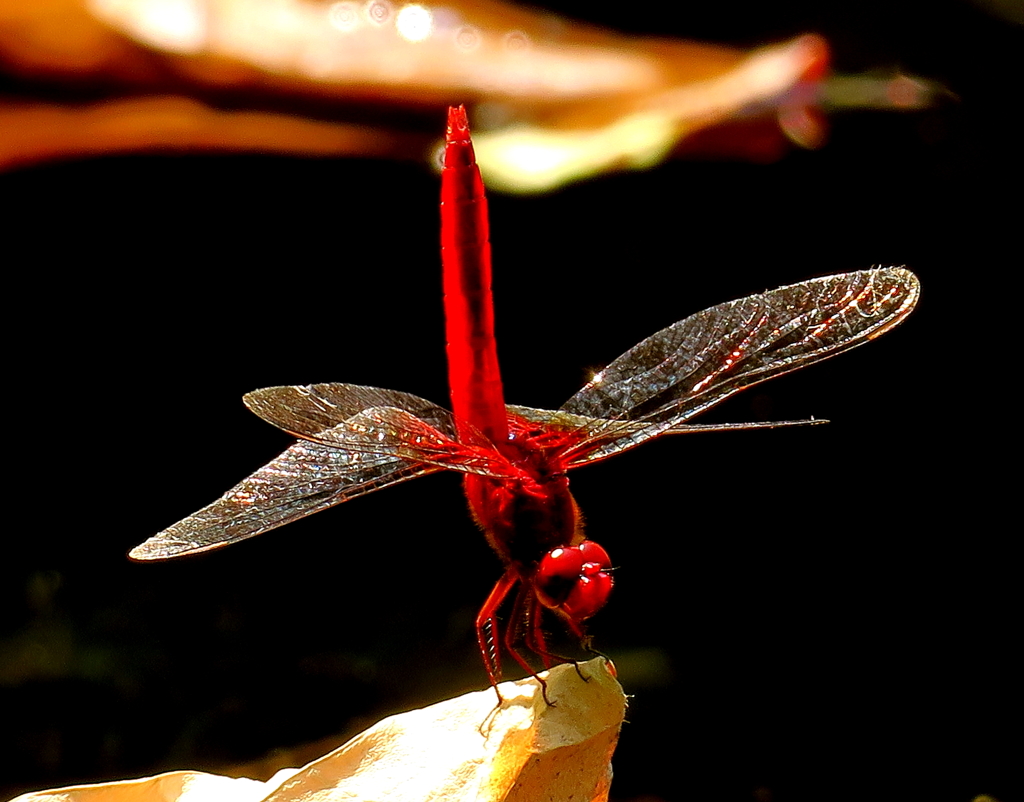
left=441, top=105, right=510, bottom=452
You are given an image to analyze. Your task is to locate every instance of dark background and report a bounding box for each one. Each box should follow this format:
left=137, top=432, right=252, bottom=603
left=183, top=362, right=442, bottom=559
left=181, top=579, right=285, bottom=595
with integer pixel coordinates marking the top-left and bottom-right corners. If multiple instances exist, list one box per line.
left=2, top=1, right=1019, bottom=800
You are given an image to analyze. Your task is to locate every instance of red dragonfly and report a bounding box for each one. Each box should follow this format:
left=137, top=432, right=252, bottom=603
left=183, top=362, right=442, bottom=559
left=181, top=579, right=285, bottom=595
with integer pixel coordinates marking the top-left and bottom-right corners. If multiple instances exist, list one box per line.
left=132, top=106, right=919, bottom=695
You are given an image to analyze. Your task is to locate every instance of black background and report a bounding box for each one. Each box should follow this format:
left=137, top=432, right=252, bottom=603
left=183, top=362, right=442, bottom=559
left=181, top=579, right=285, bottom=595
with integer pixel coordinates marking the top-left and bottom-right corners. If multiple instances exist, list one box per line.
left=2, top=1, right=1019, bottom=800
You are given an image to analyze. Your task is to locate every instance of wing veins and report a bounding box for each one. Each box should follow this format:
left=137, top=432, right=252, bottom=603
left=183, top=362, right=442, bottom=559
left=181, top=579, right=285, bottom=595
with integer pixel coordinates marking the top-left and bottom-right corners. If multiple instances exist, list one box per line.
left=130, top=439, right=435, bottom=560
left=557, top=268, right=919, bottom=464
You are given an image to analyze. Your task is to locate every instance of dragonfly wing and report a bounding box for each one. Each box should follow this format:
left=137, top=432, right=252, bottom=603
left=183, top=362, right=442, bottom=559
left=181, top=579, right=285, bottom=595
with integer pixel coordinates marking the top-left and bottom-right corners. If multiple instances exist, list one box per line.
left=246, top=383, right=517, bottom=477
left=130, top=440, right=435, bottom=560
left=245, top=383, right=459, bottom=440
left=507, top=405, right=827, bottom=467
left=559, top=267, right=919, bottom=463
left=508, top=405, right=826, bottom=434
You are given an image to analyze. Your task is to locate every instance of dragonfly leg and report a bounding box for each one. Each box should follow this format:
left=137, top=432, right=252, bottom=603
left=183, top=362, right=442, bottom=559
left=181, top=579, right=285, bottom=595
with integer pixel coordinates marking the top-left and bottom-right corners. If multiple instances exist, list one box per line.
left=582, top=633, right=608, bottom=660
left=476, top=568, right=518, bottom=701
left=502, top=584, right=555, bottom=705
left=579, top=635, right=616, bottom=679
left=523, top=600, right=593, bottom=683
left=526, top=598, right=554, bottom=669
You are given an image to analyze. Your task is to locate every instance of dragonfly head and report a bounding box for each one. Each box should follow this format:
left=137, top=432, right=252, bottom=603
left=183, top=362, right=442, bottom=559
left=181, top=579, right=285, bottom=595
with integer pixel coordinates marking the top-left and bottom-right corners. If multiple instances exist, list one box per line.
left=533, top=541, right=613, bottom=625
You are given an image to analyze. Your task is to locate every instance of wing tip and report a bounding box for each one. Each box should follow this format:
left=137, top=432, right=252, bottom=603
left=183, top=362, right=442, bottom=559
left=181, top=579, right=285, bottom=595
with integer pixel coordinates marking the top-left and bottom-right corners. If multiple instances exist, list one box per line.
left=128, top=541, right=173, bottom=561
left=869, top=264, right=921, bottom=328
left=128, top=536, right=205, bottom=561
left=871, top=263, right=919, bottom=286
left=128, top=542, right=164, bottom=561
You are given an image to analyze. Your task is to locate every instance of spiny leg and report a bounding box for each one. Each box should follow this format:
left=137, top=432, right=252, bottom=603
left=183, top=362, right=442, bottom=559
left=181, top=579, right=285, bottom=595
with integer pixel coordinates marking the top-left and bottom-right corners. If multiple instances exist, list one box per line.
left=504, top=583, right=554, bottom=705
left=523, top=598, right=591, bottom=684
left=476, top=568, right=518, bottom=702
left=582, top=634, right=610, bottom=663
left=526, top=597, right=554, bottom=669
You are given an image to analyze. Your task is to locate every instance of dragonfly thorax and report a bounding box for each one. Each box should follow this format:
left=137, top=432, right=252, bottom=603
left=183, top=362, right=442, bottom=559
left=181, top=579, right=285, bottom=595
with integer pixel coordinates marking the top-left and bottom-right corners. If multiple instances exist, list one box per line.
left=464, top=468, right=582, bottom=571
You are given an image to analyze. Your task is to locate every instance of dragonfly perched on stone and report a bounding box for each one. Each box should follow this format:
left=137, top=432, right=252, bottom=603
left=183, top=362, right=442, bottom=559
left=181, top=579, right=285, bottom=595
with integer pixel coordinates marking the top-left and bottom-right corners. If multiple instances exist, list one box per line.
left=132, top=106, right=920, bottom=698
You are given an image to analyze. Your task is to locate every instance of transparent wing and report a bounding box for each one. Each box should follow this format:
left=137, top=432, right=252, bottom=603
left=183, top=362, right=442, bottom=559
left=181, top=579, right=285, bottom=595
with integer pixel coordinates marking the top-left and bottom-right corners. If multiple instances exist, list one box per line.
left=244, top=383, right=516, bottom=477
left=244, top=384, right=459, bottom=440
left=558, top=267, right=919, bottom=464
left=508, top=405, right=827, bottom=435
left=130, top=439, right=436, bottom=560
left=132, top=385, right=525, bottom=561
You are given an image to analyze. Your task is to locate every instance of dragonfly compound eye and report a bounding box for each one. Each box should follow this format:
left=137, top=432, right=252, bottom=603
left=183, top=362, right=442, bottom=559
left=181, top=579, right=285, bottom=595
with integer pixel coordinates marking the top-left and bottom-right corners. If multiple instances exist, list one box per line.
left=535, top=542, right=613, bottom=621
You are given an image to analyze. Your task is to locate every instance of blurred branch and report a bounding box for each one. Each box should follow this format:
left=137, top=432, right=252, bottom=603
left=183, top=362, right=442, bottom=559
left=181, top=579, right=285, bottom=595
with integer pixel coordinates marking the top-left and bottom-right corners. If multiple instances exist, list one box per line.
left=0, top=0, right=940, bottom=191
